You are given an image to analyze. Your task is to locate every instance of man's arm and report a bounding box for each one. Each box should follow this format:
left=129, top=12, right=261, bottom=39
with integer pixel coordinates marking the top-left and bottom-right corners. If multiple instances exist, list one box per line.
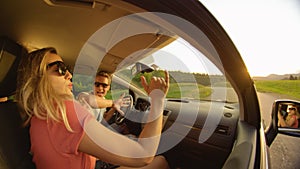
left=103, top=107, right=116, bottom=122
left=86, top=95, right=114, bottom=108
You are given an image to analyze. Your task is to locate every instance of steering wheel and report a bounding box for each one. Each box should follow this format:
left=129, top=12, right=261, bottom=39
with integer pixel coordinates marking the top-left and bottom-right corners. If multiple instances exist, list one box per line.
left=115, top=95, right=133, bottom=125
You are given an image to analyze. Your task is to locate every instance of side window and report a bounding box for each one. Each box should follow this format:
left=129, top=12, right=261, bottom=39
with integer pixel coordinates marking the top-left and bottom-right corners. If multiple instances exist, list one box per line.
left=72, top=74, right=94, bottom=97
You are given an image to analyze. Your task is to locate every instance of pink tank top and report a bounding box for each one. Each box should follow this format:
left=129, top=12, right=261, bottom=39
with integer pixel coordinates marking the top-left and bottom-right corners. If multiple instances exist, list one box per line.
left=30, top=100, right=96, bottom=169
left=291, top=115, right=298, bottom=128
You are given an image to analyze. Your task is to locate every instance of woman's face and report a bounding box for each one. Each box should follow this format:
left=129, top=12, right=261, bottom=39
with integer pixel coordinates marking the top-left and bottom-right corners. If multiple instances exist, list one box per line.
left=45, top=53, right=73, bottom=96
left=288, top=107, right=296, bottom=115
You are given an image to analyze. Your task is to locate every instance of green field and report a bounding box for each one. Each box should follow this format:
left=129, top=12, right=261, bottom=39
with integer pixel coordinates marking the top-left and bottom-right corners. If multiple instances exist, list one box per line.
left=254, top=80, right=300, bottom=100
left=167, top=83, right=212, bottom=99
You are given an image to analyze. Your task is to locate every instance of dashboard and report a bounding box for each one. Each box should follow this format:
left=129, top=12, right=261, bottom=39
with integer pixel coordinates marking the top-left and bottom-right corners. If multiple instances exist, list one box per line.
left=124, top=96, right=239, bottom=169
left=161, top=99, right=239, bottom=168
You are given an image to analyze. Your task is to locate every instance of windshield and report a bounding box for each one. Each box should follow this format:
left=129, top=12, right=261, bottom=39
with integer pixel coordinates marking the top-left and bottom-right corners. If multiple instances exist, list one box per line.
left=73, top=37, right=238, bottom=103
left=112, top=37, right=238, bottom=103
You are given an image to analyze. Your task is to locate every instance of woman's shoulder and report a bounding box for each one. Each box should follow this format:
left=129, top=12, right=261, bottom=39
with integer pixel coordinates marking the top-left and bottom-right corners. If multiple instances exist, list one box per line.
left=64, top=99, right=81, bottom=107
left=64, top=99, right=93, bottom=125
left=64, top=100, right=91, bottom=115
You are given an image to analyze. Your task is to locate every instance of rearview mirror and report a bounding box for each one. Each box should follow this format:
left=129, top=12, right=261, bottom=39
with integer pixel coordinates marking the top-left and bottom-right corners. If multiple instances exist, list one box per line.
left=131, top=62, right=154, bottom=76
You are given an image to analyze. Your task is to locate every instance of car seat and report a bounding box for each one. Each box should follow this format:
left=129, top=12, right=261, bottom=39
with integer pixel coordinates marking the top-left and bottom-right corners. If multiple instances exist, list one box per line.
left=0, top=101, right=35, bottom=169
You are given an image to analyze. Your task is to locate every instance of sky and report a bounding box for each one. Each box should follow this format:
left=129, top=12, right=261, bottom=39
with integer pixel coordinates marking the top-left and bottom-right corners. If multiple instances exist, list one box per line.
left=152, top=38, right=222, bottom=75
left=200, top=0, right=300, bottom=77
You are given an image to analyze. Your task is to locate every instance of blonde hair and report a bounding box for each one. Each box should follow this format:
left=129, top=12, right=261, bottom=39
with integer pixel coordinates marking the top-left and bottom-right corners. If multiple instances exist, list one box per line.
left=16, top=47, right=73, bottom=131
left=293, top=106, right=300, bottom=119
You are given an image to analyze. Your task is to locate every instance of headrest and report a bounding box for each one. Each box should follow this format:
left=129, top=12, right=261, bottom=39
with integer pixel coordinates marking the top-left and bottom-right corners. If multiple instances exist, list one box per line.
left=0, top=37, right=27, bottom=98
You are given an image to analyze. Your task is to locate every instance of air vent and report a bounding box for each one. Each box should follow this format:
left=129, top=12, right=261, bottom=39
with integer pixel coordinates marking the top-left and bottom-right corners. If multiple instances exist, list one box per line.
left=167, top=99, right=189, bottom=103
left=215, top=125, right=230, bottom=135
left=44, top=0, right=96, bottom=8
left=163, top=109, right=171, bottom=116
left=224, top=105, right=234, bottom=109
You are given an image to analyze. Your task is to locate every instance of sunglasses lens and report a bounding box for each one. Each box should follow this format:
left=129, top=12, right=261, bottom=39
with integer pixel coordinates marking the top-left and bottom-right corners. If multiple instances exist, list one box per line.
left=94, top=82, right=108, bottom=88
left=57, top=63, right=67, bottom=76
left=47, top=61, right=69, bottom=76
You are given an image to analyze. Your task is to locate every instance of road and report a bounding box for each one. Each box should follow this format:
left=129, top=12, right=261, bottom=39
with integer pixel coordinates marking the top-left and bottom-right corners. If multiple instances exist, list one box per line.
left=257, top=92, right=300, bottom=169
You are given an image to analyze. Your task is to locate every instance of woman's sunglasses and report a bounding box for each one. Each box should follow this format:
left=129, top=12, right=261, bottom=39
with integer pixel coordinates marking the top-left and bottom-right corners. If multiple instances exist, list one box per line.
left=47, top=61, right=69, bottom=76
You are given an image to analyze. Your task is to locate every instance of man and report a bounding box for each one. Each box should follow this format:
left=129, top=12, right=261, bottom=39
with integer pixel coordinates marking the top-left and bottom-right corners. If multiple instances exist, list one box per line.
left=77, top=71, right=129, bottom=125
left=77, top=71, right=133, bottom=169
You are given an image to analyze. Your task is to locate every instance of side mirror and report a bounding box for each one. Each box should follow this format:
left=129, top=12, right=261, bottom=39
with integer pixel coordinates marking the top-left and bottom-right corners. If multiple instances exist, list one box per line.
left=131, top=62, right=154, bottom=76
left=265, top=99, right=300, bottom=146
left=276, top=100, right=300, bottom=136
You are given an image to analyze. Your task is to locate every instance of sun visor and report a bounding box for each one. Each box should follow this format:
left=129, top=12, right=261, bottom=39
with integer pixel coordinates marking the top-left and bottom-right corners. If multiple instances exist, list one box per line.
left=74, top=15, right=176, bottom=74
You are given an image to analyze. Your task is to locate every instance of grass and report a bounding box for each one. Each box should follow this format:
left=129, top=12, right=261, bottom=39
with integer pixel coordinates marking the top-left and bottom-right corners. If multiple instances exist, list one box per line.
left=106, top=82, right=212, bottom=100
left=167, top=83, right=212, bottom=99
left=254, top=80, right=300, bottom=100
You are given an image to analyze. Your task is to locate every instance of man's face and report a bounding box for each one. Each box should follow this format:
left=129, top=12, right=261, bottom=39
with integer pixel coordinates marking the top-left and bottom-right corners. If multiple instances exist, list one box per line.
left=93, top=76, right=110, bottom=98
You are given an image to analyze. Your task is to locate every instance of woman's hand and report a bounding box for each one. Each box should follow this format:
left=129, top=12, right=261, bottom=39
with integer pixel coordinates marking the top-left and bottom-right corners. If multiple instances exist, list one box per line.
left=140, top=70, right=169, bottom=97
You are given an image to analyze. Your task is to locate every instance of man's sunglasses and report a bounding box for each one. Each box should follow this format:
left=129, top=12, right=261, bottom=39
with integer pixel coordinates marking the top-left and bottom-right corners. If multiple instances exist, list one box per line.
left=94, top=82, right=109, bottom=88
left=47, top=61, right=69, bottom=76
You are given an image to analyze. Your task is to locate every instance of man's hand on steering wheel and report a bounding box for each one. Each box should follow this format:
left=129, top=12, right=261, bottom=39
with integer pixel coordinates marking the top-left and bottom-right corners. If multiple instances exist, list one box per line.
left=113, top=93, right=133, bottom=124
left=113, top=93, right=132, bottom=115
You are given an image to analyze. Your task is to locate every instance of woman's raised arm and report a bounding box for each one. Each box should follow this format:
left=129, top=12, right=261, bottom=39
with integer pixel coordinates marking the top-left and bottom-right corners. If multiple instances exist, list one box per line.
left=78, top=71, right=169, bottom=167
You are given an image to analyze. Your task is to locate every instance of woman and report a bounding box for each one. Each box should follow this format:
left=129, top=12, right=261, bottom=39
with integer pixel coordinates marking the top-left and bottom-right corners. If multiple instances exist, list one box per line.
left=16, top=47, right=169, bottom=169
left=278, top=105, right=299, bottom=128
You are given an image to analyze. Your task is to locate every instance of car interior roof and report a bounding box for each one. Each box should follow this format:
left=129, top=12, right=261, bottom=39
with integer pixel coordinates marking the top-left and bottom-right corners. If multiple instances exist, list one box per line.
left=0, top=0, right=176, bottom=74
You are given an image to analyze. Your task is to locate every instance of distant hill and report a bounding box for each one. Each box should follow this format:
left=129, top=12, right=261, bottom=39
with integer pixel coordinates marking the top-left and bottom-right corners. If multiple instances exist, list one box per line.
left=253, top=73, right=300, bottom=81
